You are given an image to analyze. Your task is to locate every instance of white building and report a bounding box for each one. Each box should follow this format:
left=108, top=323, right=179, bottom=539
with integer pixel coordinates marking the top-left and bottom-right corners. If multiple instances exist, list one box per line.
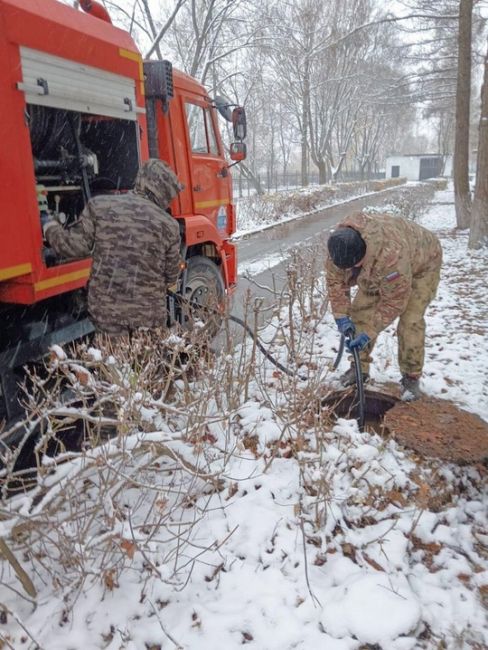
left=385, top=154, right=452, bottom=181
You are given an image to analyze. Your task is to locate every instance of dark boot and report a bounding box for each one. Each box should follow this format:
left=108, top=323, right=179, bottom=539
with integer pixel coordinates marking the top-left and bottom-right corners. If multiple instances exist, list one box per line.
left=340, top=365, right=369, bottom=387
left=400, top=374, right=422, bottom=401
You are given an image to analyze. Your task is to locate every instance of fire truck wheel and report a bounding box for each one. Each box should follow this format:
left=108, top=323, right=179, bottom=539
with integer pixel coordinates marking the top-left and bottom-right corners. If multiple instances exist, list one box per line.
left=183, top=255, right=225, bottom=338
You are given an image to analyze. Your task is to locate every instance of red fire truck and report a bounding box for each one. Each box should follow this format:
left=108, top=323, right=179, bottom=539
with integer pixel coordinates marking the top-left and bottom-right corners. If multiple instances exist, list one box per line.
left=0, top=0, right=246, bottom=423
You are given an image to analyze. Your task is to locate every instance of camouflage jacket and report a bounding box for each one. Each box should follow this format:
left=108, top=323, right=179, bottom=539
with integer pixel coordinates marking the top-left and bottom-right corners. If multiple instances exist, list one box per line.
left=326, top=212, right=442, bottom=339
left=45, top=193, right=180, bottom=334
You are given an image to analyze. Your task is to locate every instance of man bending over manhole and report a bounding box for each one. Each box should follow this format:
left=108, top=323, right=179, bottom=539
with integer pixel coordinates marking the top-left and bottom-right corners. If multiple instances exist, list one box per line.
left=326, top=211, right=442, bottom=401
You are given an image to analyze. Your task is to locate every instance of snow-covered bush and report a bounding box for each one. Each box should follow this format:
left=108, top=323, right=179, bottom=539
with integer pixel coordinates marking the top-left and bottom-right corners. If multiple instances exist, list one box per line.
left=427, top=177, right=449, bottom=191
left=365, top=182, right=437, bottom=221
left=369, top=176, right=407, bottom=191
left=235, top=178, right=406, bottom=234
left=0, top=332, right=243, bottom=600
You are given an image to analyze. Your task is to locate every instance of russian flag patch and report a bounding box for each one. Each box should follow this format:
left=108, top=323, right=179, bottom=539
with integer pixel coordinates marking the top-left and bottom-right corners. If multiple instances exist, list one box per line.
left=385, top=271, right=401, bottom=282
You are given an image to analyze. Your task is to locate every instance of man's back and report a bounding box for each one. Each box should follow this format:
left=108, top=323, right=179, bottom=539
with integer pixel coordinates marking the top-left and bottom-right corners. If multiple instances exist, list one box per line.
left=45, top=159, right=183, bottom=335
left=87, top=193, right=180, bottom=333
left=338, top=212, right=441, bottom=278
left=326, top=211, right=442, bottom=332
left=45, top=192, right=180, bottom=334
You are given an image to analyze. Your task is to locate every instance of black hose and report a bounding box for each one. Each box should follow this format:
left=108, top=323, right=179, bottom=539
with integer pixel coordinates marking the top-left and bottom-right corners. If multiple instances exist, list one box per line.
left=332, top=331, right=365, bottom=429
left=227, top=312, right=308, bottom=381
left=169, top=291, right=307, bottom=381
left=231, top=313, right=365, bottom=427
left=351, top=346, right=365, bottom=429
left=333, top=333, right=346, bottom=370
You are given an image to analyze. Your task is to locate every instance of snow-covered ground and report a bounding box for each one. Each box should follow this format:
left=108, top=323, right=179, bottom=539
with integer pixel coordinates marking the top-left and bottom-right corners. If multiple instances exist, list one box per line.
left=1, top=186, right=487, bottom=649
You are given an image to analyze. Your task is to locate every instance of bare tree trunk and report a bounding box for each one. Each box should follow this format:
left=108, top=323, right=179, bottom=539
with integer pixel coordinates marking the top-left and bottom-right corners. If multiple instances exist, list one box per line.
left=453, top=0, right=473, bottom=229
left=238, top=162, right=265, bottom=195
left=468, top=44, right=488, bottom=248
left=331, top=152, right=348, bottom=183
left=301, top=61, right=310, bottom=187
left=366, top=160, right=372, bottom=180
left=269, top=121, right=276, bottom=189
left=317, top=159, right=327, bottom=185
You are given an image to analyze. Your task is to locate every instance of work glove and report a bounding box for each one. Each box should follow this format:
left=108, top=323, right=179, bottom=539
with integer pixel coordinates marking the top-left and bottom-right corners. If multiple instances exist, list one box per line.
left=346, top=332, right=370, bottom=352
left=335, top=316, right=355, bottom=337
left=167, top=283, right=178, bottom=294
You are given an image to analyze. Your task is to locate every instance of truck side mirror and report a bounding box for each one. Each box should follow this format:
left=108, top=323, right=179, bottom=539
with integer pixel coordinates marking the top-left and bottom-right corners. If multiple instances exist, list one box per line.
left=230, top=142, right=247, bottom=162
left=232, top=107, right=247, bottom=141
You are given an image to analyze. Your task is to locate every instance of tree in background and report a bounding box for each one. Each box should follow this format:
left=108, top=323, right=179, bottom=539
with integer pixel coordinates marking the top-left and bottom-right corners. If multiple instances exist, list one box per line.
left=351, top=54, right=412, bottom=180
left=394, top=0, right=485, bottom=228
left=453, top=0, right=473, bottom=229
left=261, top=0, right=410, bottom=185
left=469, top=41, right=488, bottom=248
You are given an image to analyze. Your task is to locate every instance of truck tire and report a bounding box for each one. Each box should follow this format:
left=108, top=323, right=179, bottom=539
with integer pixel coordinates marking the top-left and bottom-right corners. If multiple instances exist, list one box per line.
left=182, top=256, right=225, bottom=338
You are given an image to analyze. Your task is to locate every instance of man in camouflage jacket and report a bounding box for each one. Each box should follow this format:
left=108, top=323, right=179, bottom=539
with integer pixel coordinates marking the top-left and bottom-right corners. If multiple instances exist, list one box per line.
left=326, top=211, right=442, bottom=399
left=44, top=159, right=182, bottom=336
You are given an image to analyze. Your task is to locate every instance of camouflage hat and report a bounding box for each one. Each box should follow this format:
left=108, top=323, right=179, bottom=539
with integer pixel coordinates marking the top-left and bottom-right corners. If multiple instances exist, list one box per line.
left=134, top=159, right=184, bottom=209
left=328, top=227, right=366, bottom=268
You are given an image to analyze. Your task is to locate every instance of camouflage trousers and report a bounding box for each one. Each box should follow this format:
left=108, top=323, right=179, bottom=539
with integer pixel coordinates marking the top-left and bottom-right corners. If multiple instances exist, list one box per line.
left=350, top=265, right=441, bottom=377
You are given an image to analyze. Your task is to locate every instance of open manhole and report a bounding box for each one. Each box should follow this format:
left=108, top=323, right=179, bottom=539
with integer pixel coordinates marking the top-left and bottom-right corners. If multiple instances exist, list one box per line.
left=321, top=388, right=397, bottom=431
left=322, top=389, right=488, bottom=463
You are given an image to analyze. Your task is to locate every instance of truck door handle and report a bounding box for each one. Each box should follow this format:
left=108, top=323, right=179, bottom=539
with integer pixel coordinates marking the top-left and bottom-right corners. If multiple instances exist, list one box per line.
left=193, top=184, right=202, bottom=192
